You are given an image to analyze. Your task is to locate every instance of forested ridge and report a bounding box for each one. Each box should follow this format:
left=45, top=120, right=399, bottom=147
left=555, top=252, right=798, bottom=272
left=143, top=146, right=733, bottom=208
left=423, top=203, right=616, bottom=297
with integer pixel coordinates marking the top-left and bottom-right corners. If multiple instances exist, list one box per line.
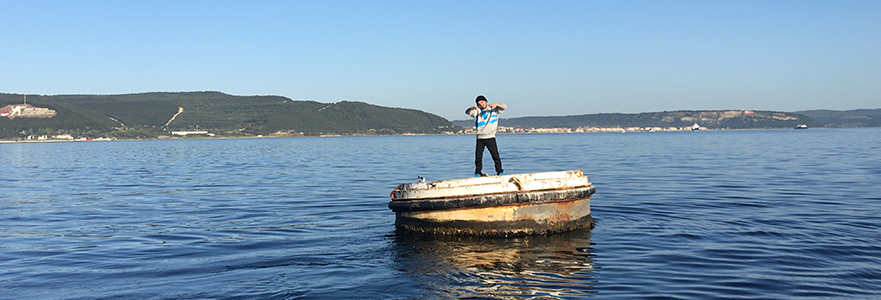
left=0, top=92, right=456, bottom=139
left=793, top=109, right=881, bottom=128
left=490, top=110, right=821, bottom=129
left=454, top=109, right=881, bottom=129
left=3, top=91, right=876, bottom=140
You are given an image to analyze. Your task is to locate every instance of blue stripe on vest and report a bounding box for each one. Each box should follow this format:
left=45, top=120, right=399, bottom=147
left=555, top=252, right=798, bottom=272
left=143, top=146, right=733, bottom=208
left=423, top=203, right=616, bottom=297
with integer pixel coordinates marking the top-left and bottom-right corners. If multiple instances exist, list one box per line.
left=476, top=109, right=498, bottom=127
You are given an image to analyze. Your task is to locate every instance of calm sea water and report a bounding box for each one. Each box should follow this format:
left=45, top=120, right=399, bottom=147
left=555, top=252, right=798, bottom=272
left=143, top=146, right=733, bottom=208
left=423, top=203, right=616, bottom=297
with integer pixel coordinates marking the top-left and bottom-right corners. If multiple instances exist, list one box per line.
left=2, top=128, right=880, bottom=299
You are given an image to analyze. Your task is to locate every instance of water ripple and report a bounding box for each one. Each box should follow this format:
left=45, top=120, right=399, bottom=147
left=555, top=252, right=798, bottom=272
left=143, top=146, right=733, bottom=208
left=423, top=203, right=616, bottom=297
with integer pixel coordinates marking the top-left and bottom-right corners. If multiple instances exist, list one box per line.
left=2, top=130, right=881, bottom=299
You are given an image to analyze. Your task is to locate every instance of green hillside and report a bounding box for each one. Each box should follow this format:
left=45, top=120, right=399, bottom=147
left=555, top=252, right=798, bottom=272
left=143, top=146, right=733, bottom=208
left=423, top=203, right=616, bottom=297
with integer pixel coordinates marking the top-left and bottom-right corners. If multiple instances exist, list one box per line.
left=454, top=110, right=822, bottom=129
left=0, top=92, right=457, bottom=139
left=794, top=109, right=881, bottom=128
left=0, top=94, right=122, bottom=139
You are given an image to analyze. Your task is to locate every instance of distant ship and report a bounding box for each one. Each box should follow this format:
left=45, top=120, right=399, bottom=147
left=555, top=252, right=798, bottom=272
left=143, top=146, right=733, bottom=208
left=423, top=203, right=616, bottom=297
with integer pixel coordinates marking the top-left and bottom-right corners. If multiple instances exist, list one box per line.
left=794, top=124, right=809, bottom=129
left=691, top=123, right=702, bottom=131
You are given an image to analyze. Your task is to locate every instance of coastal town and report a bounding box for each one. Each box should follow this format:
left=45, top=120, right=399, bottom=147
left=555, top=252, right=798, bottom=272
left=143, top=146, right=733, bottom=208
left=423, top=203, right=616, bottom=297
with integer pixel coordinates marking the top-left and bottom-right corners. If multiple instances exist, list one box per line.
left=465, top=123, right=706, bottom=135
left=9, top=124, right=707, bottom=142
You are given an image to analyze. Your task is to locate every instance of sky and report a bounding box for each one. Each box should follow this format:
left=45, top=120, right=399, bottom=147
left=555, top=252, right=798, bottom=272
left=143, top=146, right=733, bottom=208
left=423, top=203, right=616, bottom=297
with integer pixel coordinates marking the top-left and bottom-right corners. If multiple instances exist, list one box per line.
left=1, top=0, right=879, bottom=120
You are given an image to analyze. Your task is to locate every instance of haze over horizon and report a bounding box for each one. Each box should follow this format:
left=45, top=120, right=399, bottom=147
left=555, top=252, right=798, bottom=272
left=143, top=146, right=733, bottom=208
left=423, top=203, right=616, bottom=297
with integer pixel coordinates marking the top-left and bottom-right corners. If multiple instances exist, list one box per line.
left=2, top=1, right=879, bottom=120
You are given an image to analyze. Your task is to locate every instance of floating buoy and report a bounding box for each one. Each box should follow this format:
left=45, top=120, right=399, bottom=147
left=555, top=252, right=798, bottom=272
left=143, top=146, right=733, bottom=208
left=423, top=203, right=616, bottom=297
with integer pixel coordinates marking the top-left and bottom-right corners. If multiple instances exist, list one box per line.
left=389, top=170, right=595, bottom=237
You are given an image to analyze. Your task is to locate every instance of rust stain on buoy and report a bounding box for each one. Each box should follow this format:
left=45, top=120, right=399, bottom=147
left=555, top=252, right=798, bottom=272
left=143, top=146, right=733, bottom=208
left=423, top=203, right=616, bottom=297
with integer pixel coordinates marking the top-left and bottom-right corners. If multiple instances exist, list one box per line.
left=395, top=196, right=593, bottom=237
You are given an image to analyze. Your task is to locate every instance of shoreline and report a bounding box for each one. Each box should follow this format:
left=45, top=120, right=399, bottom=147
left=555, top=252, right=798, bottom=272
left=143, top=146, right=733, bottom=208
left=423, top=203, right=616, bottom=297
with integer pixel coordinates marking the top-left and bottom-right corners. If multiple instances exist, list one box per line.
left=0, top=127, right=848, bottom=144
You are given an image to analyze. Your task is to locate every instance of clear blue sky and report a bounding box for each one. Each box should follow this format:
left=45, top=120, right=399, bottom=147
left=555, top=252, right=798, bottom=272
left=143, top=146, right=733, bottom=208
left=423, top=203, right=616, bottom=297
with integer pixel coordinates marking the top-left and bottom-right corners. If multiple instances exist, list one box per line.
left=2, top=0, right=878, bottom=120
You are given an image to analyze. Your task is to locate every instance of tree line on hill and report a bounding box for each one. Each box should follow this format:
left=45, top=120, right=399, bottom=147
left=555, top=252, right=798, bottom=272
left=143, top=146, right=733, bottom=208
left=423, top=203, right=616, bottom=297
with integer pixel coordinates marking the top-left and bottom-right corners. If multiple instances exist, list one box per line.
left=0, top=92, right=456, bottom=140
left=454, top=109, right=881, bottom=130
left=2, top=91, right=877, bottom=140
left=793, top=109, right=881, bottom=128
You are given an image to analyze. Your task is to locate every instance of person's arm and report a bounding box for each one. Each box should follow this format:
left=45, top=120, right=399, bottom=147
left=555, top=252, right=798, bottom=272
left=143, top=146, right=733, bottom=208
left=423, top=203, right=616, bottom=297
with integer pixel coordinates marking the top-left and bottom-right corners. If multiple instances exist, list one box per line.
left=466, top=106, right=479, bottom=117
left=490, top=103, right=506, bottom=112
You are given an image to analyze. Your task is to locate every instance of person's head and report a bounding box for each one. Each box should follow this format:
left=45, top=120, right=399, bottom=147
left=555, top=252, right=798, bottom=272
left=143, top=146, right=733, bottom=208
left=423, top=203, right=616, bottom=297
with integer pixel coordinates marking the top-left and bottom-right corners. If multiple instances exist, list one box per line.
left=475, top=95, right=488, bottom=109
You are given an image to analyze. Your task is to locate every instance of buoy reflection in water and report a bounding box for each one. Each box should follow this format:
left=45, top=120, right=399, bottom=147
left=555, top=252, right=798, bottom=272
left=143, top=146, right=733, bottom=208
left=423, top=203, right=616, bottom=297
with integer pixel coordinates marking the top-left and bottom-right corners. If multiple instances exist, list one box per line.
left=391, top=229, right=596, bottom=299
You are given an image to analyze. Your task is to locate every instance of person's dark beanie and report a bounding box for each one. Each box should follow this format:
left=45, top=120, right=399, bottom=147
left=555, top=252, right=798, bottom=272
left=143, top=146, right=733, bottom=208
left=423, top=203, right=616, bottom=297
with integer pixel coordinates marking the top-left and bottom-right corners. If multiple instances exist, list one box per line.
left=475, top=95, right=487, bottom=103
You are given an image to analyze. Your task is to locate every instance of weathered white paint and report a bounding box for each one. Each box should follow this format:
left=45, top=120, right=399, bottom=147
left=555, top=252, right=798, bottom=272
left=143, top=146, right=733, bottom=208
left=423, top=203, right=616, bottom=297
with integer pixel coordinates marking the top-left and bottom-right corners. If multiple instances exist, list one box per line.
left=392, top=170, right=590, bottom=200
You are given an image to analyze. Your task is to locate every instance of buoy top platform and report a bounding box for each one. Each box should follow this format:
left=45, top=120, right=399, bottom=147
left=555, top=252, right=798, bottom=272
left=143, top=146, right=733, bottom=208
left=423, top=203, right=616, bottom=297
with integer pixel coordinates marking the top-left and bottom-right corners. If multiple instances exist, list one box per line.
left=391, top=170, right=591, bottom=200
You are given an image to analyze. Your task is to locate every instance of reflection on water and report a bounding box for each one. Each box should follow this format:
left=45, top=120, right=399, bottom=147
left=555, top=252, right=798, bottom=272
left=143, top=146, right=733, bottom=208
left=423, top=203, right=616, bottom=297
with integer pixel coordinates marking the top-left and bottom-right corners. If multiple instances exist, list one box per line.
left=392, top=229, right=596, bottom=299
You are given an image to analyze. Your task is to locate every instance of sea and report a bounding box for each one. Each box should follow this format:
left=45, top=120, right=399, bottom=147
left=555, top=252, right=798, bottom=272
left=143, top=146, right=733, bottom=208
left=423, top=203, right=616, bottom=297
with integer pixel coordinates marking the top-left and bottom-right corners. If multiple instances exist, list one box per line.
left=2, top=128, right=880, bottom=299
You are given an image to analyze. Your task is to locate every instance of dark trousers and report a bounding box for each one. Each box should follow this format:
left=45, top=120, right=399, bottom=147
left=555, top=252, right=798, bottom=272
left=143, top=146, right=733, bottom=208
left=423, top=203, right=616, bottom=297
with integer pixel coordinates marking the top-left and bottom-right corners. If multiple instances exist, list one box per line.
left=475, top=138, right=503, bottom=174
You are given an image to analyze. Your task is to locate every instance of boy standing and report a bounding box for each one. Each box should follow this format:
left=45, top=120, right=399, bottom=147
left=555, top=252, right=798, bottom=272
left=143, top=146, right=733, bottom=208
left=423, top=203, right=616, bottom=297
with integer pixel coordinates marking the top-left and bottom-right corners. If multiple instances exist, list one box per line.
left=465, top=95, right=507, bottom=177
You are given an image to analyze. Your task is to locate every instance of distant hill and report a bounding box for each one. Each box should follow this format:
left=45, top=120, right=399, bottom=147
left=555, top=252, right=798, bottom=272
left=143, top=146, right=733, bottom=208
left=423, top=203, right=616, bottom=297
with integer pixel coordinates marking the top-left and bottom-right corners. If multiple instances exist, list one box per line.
left=0, top=92, right=457, bottom=139
left=794, top=109, right=881, bottom=128
left=454, top=110, right=822, bottom=129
